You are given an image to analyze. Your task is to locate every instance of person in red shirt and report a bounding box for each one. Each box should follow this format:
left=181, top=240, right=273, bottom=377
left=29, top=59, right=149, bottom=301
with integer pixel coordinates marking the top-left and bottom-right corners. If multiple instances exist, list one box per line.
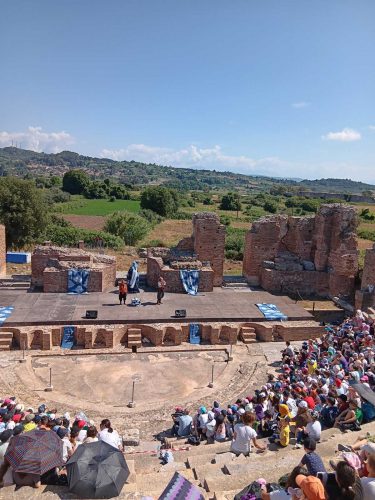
left=118, top=279, right=128, bottom=305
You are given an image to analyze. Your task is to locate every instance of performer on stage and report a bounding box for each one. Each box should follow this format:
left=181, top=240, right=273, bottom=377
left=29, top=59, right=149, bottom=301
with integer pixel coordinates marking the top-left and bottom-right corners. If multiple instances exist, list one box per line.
left=157, top=276, right=166, bottom=305
left=118, top=279, right=127, bottom=305
left=127, top=261, right=140, bottom=293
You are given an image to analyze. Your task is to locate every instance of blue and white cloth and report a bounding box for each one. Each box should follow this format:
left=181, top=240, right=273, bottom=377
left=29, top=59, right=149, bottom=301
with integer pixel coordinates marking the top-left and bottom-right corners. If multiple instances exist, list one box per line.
left=179, top=270, right=199, bottom=296
left=67, top=269, right=89, bottom=294
left=127, top=261, right=139, bottom=293
left=256, top=303, right=288, bottom=321
left=0, top=306, right=14, bottom=325
left=61, top=326, right=75, bottom=349
left=189, top=324, right=201, bottom=344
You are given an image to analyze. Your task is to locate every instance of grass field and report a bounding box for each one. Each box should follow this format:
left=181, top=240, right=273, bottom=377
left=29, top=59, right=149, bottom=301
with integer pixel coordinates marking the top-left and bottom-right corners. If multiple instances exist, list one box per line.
left=55, top=197, right=141, bottom=216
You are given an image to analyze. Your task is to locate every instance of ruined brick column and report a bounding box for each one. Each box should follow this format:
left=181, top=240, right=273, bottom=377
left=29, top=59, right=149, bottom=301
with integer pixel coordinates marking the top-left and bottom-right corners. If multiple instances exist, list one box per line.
left=362, top=244, right=375, bottom=289
left=193, top=213, right=226, bottom=287
left=356, top=244, right=375, bottom=311
left=313, top=204, right=358, bottom=297
left=242, top=215, right=288, bottom=286
left=0, top=224, right=6, bottom=276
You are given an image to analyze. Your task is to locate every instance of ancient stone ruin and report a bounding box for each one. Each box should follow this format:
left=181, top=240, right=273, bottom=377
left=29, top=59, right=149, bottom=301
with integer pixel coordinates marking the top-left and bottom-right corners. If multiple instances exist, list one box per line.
left=147, top=212, right=226, bottom=292
left=243, top=204, right=358, bottom=298
left=356, top=244, right=375, bottom=311
left=31, top=244, right=116, bottom=292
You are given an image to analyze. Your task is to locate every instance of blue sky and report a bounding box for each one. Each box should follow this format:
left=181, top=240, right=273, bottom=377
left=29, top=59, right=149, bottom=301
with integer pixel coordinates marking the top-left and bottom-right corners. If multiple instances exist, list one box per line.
left=1, top=0, right=374, bottom=182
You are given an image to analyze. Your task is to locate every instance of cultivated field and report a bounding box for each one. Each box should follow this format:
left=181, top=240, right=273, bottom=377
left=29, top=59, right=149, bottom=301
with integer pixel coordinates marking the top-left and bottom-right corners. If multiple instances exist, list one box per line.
left=55, top=197, right=141, bottom=216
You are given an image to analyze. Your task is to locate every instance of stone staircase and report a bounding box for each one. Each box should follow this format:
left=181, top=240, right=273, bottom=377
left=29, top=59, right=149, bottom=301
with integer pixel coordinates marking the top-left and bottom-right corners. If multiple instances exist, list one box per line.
left=0, top=275, right=30, bottom=290
left=222, top=275, right=250, bottom=289
left=127, top=328, right=142, bottom=349
left=1, top=421, right=375, bottom=499
left=239, top=326, right=257, bottom=343
left=0, top=331, right=13, bottom=350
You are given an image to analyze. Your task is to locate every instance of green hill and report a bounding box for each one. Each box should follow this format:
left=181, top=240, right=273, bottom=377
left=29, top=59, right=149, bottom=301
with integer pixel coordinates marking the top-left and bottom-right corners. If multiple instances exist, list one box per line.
left=0, top=147, right=374, bottom=194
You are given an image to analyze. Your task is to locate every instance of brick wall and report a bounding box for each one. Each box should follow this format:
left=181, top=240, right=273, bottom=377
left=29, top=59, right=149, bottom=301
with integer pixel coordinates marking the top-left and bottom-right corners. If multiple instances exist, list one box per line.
left=193, top=213, right=226, bottom=287
left=147, top=254, right=214, bottom=292
left=0, top=224, right=6, bottom=276
left=260, top=268, right=330, bottom=296
left=361, top=245, right=375, bottom=290
left=8, top=318, right=326, bottom=350
left=32, top=245, right=116, bottom=292
left=243, top=204, right=358, bottom=298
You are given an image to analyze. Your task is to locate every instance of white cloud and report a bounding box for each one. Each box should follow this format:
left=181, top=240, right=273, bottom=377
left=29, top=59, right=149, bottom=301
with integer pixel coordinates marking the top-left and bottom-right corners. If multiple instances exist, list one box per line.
left=101, top=143, right=288, bottom=175
left=322, top=128, right=361, bottom=142
left=0, top=126, right=75, bottom=153
left=292, top=101, right=310, bottom=108
left=369, top=125, right=375, bottom=131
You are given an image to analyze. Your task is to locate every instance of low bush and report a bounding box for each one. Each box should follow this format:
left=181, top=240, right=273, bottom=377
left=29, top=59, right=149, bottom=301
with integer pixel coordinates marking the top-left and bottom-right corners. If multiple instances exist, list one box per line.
left=225, top=227, right=246, bottom=260
left=43, top=224, right=123, bottom=250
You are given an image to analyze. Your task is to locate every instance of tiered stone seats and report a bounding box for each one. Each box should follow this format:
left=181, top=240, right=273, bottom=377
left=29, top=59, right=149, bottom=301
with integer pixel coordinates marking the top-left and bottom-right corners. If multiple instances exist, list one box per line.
left=2, top=421, right=375, bottom=498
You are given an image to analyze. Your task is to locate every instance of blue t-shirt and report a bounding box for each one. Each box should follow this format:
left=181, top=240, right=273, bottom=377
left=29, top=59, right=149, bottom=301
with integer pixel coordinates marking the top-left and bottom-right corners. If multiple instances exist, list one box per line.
left=301, top=451, right=326, bottom=476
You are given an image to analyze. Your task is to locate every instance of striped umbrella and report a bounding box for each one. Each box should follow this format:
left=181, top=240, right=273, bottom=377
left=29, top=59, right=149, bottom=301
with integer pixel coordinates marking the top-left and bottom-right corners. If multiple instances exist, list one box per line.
left=5, top=429, right=63, bottom=475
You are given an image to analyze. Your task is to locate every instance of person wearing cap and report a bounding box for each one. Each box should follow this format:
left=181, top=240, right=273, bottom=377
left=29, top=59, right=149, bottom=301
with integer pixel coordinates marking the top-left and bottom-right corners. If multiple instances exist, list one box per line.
left=294, top=401, right=312, bottom=449
left=197, top=406, right=209, bottom=439
left=23, top=413, right=37, bottom=432
left=57, top=427, right=73, bottom=463
left=231, top=412, right=266, bottom=456
left=294, top=473, right=326, bottom=499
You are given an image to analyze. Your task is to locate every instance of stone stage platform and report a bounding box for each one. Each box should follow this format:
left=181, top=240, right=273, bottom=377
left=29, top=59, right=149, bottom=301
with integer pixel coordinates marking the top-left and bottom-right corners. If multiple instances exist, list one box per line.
left=0, top=287, right=313, bottom=327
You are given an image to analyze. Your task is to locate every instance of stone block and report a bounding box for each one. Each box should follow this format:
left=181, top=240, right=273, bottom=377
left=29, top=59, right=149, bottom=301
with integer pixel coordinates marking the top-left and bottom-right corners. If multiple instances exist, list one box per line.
left=123, top=428, right=140, bottom=447
left=302, top=260, right=315, bottom=271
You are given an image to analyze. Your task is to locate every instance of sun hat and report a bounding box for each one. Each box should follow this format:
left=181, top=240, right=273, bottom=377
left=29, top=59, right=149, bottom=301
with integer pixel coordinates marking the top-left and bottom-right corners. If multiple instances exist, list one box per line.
left=298, top=401, right=308, bottom=409
left=15, top=404, right=24, bottom=412
left=238, top=408, right=245, bottom=415
left=24, top=413, right=35, bottom=423
left=278, top=404, right=290, bottom=417
left=297, top=475, right=326, bottom=500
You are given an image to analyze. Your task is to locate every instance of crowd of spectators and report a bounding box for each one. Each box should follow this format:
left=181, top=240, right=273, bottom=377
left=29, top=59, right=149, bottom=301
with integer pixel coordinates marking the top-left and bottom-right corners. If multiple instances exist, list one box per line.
left=0, top=401, right=122, bottom=488
left=169, top=310, right=375, bottom=499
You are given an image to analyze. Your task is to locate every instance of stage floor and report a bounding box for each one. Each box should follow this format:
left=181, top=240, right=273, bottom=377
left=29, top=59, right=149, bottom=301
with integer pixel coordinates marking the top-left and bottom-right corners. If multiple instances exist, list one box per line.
left=0, top=287, right=313, bottom=326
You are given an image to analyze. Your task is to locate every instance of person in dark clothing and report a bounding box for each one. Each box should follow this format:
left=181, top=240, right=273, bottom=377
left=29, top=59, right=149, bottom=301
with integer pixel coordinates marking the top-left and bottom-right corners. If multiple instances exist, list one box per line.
left=157, top=276, right=166, bottom=305
left=299, top=438, right=326, bottom=476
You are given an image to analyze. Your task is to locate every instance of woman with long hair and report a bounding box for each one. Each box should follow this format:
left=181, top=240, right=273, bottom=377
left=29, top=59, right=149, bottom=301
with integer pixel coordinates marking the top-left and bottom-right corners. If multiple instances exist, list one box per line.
left=98, top=419, right=122, bottom=450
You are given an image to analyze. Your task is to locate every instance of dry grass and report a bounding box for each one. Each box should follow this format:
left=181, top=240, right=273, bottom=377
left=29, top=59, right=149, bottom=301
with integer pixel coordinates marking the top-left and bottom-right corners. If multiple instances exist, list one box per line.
left=142, top=220, right=192, bottom=247
left=62, top=214, right=107, bottom=231
left=298, top=300, right=341, bottom=310
left=358, top=238, right=374, bottom=250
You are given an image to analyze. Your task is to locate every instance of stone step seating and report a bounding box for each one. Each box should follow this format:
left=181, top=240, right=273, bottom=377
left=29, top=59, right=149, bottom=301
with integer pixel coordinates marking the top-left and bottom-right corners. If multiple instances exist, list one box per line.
left=3, top=422, right=375, bottom=499
left=0, top=331, right=13, bottom=350
left=127, top=329, right=142, bottom=348
left=240, top=326, right=256, bottom=343
left=0, top=276, right=30, bottom=289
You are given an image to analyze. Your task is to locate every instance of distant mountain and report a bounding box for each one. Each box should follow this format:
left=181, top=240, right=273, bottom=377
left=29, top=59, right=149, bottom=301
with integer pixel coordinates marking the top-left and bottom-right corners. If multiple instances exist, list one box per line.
left=0, top=147, right=373, bottom=194
left=298, top=177, right=375, bottom=194
left=0, top=147, right=291, bottom=191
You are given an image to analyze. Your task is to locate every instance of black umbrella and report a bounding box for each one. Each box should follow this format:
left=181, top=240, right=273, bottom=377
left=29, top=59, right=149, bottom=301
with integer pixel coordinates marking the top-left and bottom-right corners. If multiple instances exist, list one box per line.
left=66, top=441, right=130, bottom=499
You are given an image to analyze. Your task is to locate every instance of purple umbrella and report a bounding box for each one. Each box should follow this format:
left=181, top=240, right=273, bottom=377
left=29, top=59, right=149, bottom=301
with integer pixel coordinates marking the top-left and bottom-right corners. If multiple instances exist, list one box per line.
left=5, top=429, right=63, bottom=475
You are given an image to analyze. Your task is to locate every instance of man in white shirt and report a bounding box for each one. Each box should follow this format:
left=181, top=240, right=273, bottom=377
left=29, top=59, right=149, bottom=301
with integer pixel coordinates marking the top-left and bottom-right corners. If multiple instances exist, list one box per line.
left=57, top=427, right=73, bottom=463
